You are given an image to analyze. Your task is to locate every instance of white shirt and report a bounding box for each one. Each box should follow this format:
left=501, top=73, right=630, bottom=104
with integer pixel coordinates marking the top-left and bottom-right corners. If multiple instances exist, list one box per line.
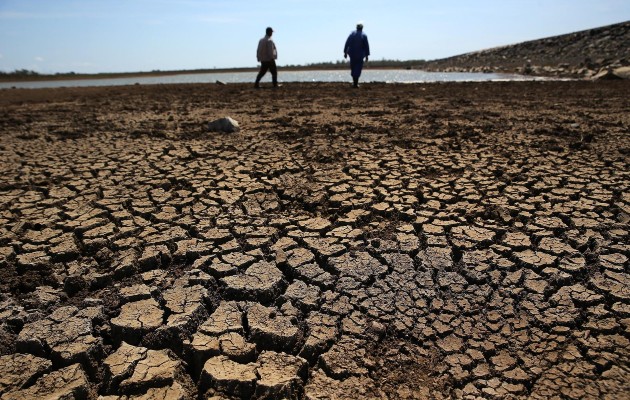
left=257, top=35, right=277, bottom=62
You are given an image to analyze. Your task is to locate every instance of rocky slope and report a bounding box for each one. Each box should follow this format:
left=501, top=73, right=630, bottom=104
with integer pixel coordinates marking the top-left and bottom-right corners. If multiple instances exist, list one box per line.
left=421, top=20, right=630, bottom=78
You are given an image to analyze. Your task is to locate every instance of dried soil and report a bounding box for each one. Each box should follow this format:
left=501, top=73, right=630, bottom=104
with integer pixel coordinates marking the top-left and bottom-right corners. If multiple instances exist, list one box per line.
left=0, top=81, right=629, bottom=399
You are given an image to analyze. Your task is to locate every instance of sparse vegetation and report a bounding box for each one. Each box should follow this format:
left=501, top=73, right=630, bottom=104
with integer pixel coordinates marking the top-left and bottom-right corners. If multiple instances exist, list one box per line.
left=0, top=69, right=41, bottom=77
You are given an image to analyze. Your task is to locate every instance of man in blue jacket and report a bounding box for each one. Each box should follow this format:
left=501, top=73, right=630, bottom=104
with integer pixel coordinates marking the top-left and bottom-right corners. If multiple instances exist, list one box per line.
left=344, top=23, right=370, bottom=88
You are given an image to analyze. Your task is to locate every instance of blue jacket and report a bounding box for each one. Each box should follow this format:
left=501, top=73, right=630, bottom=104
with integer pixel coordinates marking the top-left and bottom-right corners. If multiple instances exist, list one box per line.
left=344, top=30, right=370, bottom=59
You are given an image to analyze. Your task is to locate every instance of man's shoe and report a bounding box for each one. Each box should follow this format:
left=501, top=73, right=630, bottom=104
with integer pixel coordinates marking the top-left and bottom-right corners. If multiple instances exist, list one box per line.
left=273, top=84, right=283, bottom=88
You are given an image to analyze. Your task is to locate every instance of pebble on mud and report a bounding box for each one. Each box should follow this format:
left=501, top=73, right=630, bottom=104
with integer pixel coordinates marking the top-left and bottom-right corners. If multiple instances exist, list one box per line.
left=208, top=117, right=240, bottom=133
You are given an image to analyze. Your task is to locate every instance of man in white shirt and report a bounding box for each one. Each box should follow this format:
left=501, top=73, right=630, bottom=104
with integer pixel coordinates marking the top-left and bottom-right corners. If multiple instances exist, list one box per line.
left=255, top=27, right=280, bottom=88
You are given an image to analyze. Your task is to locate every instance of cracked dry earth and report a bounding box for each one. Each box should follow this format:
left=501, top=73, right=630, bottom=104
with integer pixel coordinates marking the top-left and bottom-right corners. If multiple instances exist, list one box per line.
left=0, top=81, right=628, bottom=400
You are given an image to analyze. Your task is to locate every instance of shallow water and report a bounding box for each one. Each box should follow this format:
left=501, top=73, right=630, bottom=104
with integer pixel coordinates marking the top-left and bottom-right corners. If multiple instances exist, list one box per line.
left=0, top=69, right=549, bottom=89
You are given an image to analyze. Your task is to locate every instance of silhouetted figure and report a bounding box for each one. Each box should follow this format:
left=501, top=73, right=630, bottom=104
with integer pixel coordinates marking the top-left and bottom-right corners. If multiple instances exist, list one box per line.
left=255, top=27, right=280, bottom=88
left=344, top=23, right=370, bottom=88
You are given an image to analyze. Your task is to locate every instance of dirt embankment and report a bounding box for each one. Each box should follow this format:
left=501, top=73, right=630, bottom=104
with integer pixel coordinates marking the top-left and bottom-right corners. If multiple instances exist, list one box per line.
left=421, top=20, right=630, bottom=78
left=0, top=81, right=629, bottom=399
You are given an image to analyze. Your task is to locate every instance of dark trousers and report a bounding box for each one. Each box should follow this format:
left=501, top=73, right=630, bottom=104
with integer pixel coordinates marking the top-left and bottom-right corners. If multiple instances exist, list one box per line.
left=350, top=57, right=364, bottom=78
left=255, top=61, right=278, bottom=85
left=350, top=57, right=364, bottom=87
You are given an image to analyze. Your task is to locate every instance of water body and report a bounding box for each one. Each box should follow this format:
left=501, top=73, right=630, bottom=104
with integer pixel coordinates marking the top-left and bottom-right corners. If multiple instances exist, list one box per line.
left=0, top=69, right=547, bottom=89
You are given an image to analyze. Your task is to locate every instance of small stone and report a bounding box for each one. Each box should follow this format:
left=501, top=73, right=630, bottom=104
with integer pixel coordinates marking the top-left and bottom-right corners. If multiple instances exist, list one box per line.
left=208, top=117, right=240, bottom=133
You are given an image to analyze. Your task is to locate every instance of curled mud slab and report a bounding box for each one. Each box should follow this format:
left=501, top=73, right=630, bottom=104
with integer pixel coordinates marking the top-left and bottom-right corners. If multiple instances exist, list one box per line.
left=0, top=81, right=629, bottom=399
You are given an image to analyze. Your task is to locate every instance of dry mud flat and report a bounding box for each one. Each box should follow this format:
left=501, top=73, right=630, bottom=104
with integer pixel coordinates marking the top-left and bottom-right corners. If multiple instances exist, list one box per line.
left=0, top=81, right=628, bottom=399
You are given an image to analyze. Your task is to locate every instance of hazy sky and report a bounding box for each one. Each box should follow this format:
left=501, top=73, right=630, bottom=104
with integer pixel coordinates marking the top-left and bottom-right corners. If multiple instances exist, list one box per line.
left=1, top=0, right=629, bottom=74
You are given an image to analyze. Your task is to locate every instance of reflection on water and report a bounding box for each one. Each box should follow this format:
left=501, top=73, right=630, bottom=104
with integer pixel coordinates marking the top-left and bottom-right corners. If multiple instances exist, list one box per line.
left=0, top=69, right=547, bottom=89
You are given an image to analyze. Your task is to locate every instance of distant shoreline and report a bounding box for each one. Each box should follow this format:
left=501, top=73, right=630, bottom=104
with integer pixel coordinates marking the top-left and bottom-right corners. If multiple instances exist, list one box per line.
left=0, top=65, right=417, bottom=83
left=0, top=68, right=256, bottom=83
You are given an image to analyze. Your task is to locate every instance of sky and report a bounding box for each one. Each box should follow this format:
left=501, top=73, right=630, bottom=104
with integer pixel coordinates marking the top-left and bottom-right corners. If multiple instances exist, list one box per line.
left=0, top=0, right=629, bottom=74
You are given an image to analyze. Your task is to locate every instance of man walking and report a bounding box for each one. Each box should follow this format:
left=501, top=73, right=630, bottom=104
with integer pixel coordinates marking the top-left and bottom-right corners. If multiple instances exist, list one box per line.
left=255, top=27, right=280, bottom=88
left=344, top=23, right=370, bottom=88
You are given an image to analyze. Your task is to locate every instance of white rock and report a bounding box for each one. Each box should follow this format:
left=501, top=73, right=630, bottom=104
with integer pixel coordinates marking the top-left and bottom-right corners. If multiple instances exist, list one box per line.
left=208, top=117, right=240, bottom=133
left=613, top=66, right=630, bottom=79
